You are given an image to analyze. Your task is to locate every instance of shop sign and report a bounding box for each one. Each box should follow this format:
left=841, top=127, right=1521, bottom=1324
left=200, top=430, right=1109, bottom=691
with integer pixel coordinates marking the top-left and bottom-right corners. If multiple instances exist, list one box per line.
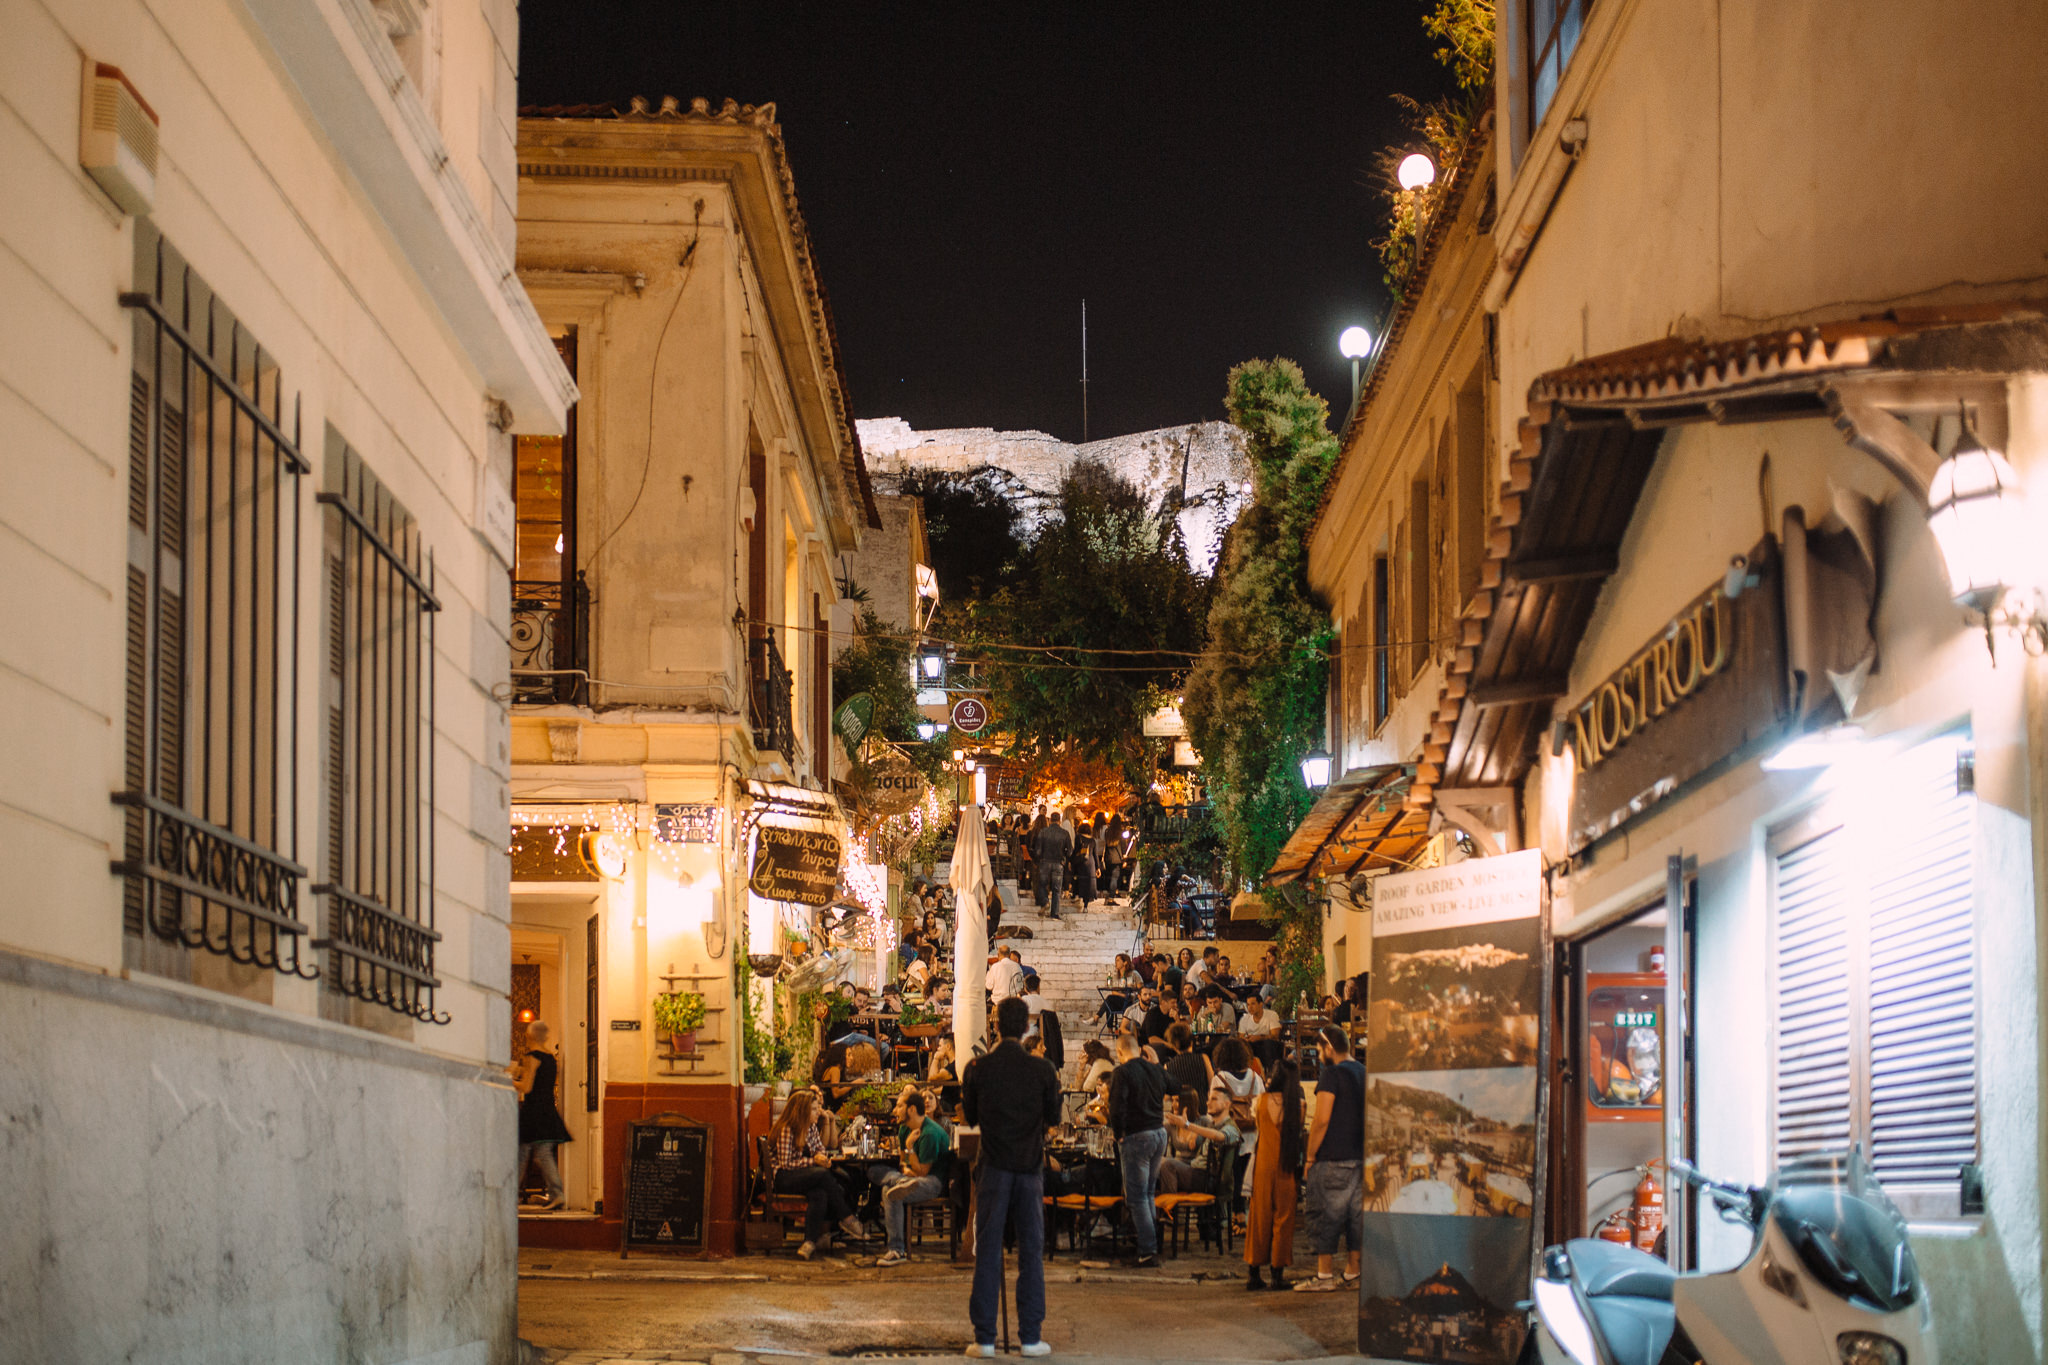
left=748, top=824, right=843, bottom=906
left=1568, top=544, right=1787, bottom=851
left=1361, top=848, right=1542, bottom=1364
left=833, top=692, right=875, bottom=747
left=950, top=696, right=989, bottom=733
left=868, top=754, right=929, bottom=817
left=653, top=803, right=720, bottom=844
left=989, top=764, right=1026, bottom=799
left=1142, top=703, right=1187, bottom=737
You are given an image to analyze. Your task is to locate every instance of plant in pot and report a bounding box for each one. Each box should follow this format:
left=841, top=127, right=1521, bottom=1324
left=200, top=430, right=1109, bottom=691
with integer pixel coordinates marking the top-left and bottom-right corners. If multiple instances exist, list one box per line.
left=897, top=998, right=943, bottom=1038
left=653, top=990, right=708, bottom=1054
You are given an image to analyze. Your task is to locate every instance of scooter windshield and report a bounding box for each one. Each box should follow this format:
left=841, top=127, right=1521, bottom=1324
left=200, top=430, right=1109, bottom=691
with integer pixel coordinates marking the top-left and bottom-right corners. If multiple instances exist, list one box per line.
left=1769, top=1149, right=1920, bottom=1313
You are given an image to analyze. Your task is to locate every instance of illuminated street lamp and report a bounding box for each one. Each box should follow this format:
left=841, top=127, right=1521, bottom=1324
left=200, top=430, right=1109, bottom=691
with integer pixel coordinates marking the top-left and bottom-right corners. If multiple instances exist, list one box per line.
left=1924, top=412, right=2046, bottom=658
left=917, top=721, right=942, bottom=741
left=1340, top=325, right=1374, bottom=408
left=1300, top=746, right=1333, bottom=791
left=1397, top=153, right=1437, bottom=191
left=916, top=638, right=948, bottom=687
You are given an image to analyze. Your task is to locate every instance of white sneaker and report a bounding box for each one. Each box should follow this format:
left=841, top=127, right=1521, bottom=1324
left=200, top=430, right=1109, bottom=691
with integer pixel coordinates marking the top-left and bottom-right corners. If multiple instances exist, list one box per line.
left=963, top=1345, right=994, bottom=1358
left=796, top=1240, right=817, bottom=1260
left=839, top=1214, right=868, bottom=1241
left=1021, top=1343, right=1053, bottom=1357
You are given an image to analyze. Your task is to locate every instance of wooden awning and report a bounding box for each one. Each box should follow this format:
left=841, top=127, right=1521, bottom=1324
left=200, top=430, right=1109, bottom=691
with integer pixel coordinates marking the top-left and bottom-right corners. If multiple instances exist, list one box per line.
left=1264, top=763, right=1429, bottom=884
left=1410, top=304, right=2047, bottom=812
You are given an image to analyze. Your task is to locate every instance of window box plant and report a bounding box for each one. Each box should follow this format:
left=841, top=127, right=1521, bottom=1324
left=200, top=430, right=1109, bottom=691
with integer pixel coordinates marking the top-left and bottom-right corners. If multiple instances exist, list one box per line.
left=897, top=999, right=943, bottom=1038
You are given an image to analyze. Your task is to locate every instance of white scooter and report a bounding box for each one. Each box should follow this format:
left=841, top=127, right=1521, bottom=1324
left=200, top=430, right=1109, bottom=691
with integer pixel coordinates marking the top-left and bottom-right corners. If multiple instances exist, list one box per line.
left=1528, top=1148, right=1936, bottom=1365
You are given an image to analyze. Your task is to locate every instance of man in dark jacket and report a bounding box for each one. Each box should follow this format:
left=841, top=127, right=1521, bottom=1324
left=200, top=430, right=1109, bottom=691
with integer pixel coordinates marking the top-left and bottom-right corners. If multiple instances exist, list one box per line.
left=961, top=996, right=1062, bottom=1356
left=1107, top=1033, right=1171, bottom=1267
left=1028, top=817, right=1073, bottom=920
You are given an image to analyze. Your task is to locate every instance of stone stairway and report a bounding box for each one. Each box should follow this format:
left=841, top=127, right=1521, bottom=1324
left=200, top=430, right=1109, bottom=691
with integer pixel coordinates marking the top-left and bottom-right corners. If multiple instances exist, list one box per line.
left=997, top=893, right=1149, bottom=1041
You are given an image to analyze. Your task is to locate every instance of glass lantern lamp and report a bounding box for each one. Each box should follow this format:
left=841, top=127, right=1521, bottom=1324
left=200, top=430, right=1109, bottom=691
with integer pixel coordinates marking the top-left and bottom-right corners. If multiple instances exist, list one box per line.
left=1926, top=420, right=2024, bottom=617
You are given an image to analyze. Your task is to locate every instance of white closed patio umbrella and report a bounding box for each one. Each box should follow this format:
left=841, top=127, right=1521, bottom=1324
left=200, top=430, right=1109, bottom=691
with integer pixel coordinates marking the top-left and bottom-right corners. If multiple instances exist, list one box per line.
left=949, top=802, right=994, bottom=1064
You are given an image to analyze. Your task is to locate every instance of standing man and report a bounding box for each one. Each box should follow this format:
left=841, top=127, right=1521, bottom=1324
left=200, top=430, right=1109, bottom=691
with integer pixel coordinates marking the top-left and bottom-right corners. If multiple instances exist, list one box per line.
left=962, top=996, right=1062, bottom=1357
left=1294, top=1025, right=1366, bottom=1292
left=1029, top=815, right=1073, bottom=920
left=1107, top=1033, right=1170, bottom=1268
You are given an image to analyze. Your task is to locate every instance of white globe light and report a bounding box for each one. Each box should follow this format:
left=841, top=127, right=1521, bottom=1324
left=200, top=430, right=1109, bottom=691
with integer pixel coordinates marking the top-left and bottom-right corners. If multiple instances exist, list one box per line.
left=1397, top=153, right=1437, bottom=191
left=1339, top=326, right=1374, bottom=359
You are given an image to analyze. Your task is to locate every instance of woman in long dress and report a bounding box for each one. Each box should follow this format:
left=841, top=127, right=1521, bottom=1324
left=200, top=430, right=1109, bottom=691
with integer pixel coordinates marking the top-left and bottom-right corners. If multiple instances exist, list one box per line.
left=1101, top=813, right=1125, bottom=898
left=1243, top=1056, right=1303, bottom=1290
left=1072, top=818, right=1099, bottom=908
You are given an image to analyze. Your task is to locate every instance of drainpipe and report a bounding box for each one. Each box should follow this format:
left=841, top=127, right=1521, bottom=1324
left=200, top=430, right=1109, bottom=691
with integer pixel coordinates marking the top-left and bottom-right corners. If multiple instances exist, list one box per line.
left=1482, top=117, right=1587, bottom=314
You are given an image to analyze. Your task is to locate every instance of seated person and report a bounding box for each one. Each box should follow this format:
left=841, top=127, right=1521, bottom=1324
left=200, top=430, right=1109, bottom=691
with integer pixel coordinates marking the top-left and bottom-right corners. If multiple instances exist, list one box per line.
left=873, top=1087, right=951, bottom=1267
left=898, top=930, right=923, bottom=970
left=766, top=1089, right=866, bottom=1260
left=1161, top=1086, right=1243, bottom=1194
left=1076, top=1039, right=1116, bottom=1094
left=1095, top=952, right=1142, bottom=1024
left=1194, top=985, right=1237, bottom=1034
left=904, top=946, right=935, bottom=993
left=1236, top=992, right=1280, bottom=1039
left=1122, top=987, right=1162, bottom=1039
left=1163, top=1021, right=1212, bottom=1094
left=927, top=1037, right=958, bottom=1084
left=814, top=1039, right=882, bottom=1106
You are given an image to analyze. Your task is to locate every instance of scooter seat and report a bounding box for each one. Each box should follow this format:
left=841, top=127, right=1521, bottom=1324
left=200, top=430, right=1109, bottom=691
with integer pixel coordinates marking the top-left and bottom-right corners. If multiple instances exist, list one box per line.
left=1588, top=1295, right=1677, bottom=1365
left=1564, top=1238, right=1678, bottom=1301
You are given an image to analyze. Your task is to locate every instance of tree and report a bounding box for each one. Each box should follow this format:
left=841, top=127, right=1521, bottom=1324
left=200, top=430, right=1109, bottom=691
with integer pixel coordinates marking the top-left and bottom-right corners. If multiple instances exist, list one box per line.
left=976, top=462, right=1207, bottom=789
left=891, top=466, right=1029, bottom=603
left=1182, top=359, right=1339, bottom=1007
left=831, top=606, right=941, bottom=779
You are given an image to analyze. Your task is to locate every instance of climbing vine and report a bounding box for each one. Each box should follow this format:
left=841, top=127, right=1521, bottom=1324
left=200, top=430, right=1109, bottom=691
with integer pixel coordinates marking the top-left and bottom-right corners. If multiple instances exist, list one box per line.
left=1183, top=359, right=1339, bottom=1011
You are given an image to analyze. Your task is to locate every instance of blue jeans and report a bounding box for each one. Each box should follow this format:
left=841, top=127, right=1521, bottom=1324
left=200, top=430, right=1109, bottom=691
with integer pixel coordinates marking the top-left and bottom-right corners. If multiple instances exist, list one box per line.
left=1118, top=1127, right=1168, bottom=1256
left=516, top=1141, right=563, bottom=1204
left=1037, top=863, right=1064, bottom=915
left=881, top=1172, right=945, bottom=1253
left=969, top=1165, right=1045, bottom=1347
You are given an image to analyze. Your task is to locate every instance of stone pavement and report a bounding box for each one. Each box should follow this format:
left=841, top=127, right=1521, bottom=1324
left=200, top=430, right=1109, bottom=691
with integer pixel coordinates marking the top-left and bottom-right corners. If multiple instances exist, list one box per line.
left=518, top=1247, right=1365, bottom=1364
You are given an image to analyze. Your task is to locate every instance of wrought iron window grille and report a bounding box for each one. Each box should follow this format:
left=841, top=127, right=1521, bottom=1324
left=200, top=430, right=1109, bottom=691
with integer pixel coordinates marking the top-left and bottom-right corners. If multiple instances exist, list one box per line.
left=511, top=573, right=589, bottom=704
left=748, top=629, right=797, bottom=758
left=312, top=439, right=447, bottom=1023
left=116, top=225, right=316, bottom=979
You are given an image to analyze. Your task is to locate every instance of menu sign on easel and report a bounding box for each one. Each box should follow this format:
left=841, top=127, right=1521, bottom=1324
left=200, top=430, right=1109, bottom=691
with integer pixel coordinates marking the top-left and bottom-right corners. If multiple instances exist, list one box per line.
left=621, top=1116, right=709, bottom=1254
left=748, top=825, right=841, bottom=906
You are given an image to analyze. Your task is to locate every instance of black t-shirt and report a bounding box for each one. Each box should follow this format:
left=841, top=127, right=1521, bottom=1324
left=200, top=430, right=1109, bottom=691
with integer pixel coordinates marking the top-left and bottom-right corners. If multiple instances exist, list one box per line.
left=1139, top=1006, right=1172, bottom=1044
left=1108, top=1057, right=1169, bottom=1136
left=1315, top=1057, right=1367, bottom=1162
left=962, top=1039, right=1062, bottom=1173
left=1164, top=1050, right=1209, bottom=1102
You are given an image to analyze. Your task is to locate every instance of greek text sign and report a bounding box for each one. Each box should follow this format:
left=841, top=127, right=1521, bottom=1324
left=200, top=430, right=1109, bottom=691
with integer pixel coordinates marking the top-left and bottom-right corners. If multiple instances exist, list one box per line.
left=749, top=825, right=843, bottom=906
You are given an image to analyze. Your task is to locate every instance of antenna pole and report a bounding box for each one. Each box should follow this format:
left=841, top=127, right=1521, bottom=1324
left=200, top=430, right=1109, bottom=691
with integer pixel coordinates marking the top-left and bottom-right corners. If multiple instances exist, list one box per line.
left=1080, top=299, right=1089, bottom=443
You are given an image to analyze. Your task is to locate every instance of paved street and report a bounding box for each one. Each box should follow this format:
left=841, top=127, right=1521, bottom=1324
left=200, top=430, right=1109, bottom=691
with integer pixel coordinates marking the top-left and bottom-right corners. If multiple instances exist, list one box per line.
left=518, top=1250, right=1362, bottom=1363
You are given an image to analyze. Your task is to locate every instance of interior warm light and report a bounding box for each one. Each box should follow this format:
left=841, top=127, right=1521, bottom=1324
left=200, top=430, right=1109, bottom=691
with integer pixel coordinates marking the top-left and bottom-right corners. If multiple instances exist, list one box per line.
left=1339, top=326, right=1374, bottom=359
left=553, top=532, right=564, bottom=554
left=1397, top=153, right=1437, bottom=191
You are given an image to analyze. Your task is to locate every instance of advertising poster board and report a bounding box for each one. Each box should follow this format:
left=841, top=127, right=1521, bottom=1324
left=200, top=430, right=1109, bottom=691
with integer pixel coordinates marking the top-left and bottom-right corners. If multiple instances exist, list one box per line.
left=1359, top=848, right=1542, bottom=1364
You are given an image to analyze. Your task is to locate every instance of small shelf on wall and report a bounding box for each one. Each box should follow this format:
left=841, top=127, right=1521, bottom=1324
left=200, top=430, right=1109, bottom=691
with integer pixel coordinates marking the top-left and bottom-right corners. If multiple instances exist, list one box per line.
left=655, top=967, right=728, bottom=1074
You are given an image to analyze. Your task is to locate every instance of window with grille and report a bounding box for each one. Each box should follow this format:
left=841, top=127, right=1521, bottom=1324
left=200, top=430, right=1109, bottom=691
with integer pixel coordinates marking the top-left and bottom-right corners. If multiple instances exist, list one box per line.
left=117, top=224, right=314, bottom=983
left=1528, top=0, right=1588, bottom=129
left=313, top=438, right=446, bottom=1023
left=1770, top=732, right=1978, bottom=1215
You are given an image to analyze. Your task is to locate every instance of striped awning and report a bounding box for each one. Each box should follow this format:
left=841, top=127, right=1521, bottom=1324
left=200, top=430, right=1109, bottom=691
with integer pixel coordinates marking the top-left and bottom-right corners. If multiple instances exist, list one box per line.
left=1263, top=763, right=1431, bottom=884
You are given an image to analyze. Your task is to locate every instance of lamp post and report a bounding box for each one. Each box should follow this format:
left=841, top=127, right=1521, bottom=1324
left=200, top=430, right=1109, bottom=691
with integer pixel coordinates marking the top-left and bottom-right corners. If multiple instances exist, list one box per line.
left=1340, top=326, right=1374, bottom=411
left=1397, top=151, right=1438, bottom=250
left=916, top=638, right=948, bottom=689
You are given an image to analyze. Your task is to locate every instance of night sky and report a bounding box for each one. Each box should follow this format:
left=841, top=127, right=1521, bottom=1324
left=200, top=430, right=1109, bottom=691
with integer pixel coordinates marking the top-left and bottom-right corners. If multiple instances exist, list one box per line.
left=519, top=3, right=1450, bottom=442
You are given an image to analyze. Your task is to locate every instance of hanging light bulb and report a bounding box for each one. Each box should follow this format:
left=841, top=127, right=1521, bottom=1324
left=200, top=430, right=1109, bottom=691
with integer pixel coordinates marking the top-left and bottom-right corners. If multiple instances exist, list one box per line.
left=554, top=532, right=564, bottom=554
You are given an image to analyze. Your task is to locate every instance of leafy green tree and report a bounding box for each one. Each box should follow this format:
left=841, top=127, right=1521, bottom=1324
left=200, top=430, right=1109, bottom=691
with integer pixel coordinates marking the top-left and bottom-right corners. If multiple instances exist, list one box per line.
left=891, top=466, right=1030, bottom=602
left=1183, top=359, right=1339, bottom=1005
left=977, top=462, right=1207, bottom=788
left=832, top=606, right=941, bottom=778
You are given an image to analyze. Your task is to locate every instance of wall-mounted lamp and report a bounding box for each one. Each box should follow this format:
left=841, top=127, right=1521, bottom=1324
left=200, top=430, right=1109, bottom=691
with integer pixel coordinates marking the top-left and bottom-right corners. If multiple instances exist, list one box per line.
left=1300, top=746, right=1333, bottom=791
left=918, top=721, right=941, bottom=741
left=1926, top=413, right=2044, bottom=658
left=916, top=638, right=949, bottom=686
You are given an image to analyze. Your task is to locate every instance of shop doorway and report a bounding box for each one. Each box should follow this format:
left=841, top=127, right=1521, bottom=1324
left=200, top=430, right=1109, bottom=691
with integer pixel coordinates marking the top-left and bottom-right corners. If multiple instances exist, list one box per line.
left=511, top=894, right=602, bottom=1212
left=1547, top=892, right=1695, bottom=1260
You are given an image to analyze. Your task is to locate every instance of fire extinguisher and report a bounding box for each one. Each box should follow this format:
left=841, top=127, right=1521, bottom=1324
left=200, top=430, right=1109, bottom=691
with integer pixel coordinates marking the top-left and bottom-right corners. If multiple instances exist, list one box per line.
left=1595, top=1210, right=1634, bottom=1245
left=1633, top=1163, right=1664, bottom=1253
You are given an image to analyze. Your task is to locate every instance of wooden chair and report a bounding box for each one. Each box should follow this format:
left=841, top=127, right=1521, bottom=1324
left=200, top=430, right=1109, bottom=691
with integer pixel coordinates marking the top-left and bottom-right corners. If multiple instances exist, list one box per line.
left=747, top=1132, right=810, bottom=1251
left=1041, top=1192, right=1124, bottom=1257
left=1152, top=1192, right=1215, bottom=1258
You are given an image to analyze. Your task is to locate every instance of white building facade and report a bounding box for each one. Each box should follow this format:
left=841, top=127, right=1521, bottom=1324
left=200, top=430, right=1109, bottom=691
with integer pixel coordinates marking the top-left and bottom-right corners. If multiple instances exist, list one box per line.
left=0, top=0, right=570, bottom=1358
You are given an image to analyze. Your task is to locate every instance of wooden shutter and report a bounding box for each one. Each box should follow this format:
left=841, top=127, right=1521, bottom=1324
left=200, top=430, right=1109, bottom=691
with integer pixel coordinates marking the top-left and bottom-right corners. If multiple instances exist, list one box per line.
left=1773, top=825, right=1854, bottom=1159
left=1866, top=741, right=1977, bottom=1185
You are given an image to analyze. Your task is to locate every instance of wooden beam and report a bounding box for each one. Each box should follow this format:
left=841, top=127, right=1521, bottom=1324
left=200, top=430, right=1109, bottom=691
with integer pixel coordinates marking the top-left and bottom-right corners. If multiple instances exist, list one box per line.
left=1467, top=674, right=1571, bottom=709
left=1505, top=548, right=1619, bottom=585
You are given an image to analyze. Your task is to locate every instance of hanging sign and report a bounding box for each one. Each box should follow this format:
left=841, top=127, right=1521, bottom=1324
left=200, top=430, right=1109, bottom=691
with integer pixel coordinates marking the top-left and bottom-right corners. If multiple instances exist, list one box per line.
left=868, top=753, right=929, bottom=817
left=1142, top=703, right=1187, bottom=737
left=1359, top=848, right=1542, bottom=1364
left=834, top=692, right=875, bottom=748
left=749, top=825, right=843, bottom=906
left=950, top=696, right=990, bottom=734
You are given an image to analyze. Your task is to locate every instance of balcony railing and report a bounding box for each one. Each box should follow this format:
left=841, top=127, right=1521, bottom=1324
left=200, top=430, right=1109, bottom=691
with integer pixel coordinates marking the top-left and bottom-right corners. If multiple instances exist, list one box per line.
left=748, top=630, right=796, bottom=758
left=512, top=575, right=588, bottom=705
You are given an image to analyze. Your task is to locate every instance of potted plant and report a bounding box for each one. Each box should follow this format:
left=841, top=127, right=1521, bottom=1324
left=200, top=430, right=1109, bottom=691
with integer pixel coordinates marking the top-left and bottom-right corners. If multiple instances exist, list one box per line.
left=897, top=999, right=943, bottom=1038
left=653, top=990, right=708, bottom=1053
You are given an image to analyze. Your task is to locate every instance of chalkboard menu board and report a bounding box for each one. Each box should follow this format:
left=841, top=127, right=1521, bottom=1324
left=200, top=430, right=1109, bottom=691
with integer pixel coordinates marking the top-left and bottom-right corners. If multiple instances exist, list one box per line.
left=621, top=1116, right=709, bottom=1254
